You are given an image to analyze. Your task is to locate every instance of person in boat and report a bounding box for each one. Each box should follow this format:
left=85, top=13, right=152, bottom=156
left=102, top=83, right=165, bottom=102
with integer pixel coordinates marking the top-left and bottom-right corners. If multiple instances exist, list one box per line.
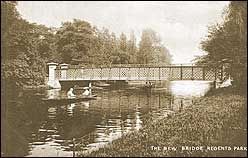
left=82, top=87, right=90, bottom=96
left=67, top=88, right=76, bottom=98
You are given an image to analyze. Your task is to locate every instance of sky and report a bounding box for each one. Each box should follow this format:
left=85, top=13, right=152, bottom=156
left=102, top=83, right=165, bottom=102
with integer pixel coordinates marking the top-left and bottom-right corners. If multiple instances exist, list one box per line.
left=17, top=1, right=229, bottom=64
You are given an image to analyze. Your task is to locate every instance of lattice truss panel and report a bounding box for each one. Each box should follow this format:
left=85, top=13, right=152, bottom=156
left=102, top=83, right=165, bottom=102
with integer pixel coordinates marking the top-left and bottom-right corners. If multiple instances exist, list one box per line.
left=129, top=68, right=140, bottom=80
left=55, top=69, right=61, bottom=80
left=170, top=67, right=181, bottom=80
left=148, top=68, right=160, bottom=80
left=193, top=68, right=203, bottom=80
left=92, top=68, right=102, bottom=80
left=160, top=68, right=170, bottom=80
left=56, top=66, right=219, bottom=81
left=205, top=68, right=216, bottom=81
left=66, top=69, right=82, bottom=80
left=109, top=68, right=120, bottom=80
left=139, top=68, right=149, bottom=80
left=182, top=67, right=193, bottom=80
left=120, top=68, right=130, bottom=80
left=101, top=68, right=110, bottom=80
left=81, top=68, right=92, bottom=80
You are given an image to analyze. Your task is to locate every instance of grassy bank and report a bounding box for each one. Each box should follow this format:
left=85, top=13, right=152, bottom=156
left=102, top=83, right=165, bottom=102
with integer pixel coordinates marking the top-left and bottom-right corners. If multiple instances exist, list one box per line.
left=79, top=87, right=247, bottom=157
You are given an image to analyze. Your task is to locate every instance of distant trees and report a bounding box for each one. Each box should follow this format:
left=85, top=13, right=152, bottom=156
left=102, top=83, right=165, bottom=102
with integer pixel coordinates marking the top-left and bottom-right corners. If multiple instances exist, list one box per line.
left=2, top=2, right=172, bottom=89
left=127, top=31, right=138, bottom=63
left=137, top=29, right=171, bottom=64
left=55, top=21, right=172, bottom=66
left=195, top=1, right=247, bottom=88
left=111, top=32, right=131, bottom=64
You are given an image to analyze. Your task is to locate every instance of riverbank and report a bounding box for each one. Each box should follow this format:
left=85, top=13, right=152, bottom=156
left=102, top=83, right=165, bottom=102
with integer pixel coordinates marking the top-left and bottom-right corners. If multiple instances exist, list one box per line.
left=79, top=87, right=247, bottom=157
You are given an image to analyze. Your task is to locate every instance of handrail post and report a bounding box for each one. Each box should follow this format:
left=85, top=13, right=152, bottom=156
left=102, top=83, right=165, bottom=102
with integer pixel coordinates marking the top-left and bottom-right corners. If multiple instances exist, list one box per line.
left=159, top=67, right=161, bottom=80
left=221, top=64, right=224, bottom=81
left=180, top=64, right=183, bottom=80
left=119, top=67, right=121, bottom=80
left=214, top=67, right=217, bottom=81
left=202, top=67, right=205, bottom=80
left=60, top=63, right=68, bottom=80
left=128, top=67, right=131, bottom=80
left=191, top=65, right=194, bottom=80
left=109, top=67, right=111, bottom=80
left=91, top=67, right=94, bottom=80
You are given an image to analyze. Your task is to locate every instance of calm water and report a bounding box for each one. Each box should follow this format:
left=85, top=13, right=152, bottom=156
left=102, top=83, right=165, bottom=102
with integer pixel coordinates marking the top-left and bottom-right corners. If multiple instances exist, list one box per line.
left=2, top=81, right=213, bottom=157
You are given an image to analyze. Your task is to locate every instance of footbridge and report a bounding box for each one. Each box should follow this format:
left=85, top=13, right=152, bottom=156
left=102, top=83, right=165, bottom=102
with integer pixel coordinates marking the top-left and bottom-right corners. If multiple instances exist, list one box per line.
left=47, top=63, right=224, bottom=88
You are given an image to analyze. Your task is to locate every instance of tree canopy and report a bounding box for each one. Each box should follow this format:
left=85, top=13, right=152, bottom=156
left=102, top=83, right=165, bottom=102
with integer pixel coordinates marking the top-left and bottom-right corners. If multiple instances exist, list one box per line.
left=1, top=1, right=172, bottom=89
left=195, top=1, right=247, bottom=88
left=137, top=29, right=171, bottom=64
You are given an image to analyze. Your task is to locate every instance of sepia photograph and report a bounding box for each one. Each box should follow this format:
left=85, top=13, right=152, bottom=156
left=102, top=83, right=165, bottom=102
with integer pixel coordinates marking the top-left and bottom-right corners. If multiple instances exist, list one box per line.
left=1, top=1, right=247, bottom=157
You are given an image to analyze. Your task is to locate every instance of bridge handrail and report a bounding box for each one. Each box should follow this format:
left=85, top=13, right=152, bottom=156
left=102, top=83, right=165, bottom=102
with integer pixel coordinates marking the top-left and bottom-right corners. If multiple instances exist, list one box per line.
left=55, top=63, right=212, bottom=69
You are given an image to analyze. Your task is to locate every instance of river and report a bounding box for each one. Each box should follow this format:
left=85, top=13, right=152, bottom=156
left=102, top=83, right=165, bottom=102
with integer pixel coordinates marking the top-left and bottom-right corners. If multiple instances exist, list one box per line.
left=1, top=81, right=213, bottom=157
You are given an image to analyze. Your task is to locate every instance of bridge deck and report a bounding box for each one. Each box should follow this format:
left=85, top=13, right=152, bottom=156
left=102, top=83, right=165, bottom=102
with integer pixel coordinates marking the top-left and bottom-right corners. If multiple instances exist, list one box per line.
left=55, top=66, right=222, bottom=81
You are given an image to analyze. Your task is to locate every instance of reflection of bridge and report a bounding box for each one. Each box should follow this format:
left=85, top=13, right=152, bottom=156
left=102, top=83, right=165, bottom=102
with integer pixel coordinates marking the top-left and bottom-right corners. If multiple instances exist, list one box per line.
left=47, top=63, right=224, bottom=88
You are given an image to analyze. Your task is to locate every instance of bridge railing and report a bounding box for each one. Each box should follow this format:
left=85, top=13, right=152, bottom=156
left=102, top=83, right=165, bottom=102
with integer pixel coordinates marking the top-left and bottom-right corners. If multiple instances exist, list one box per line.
left=47, top=62, right=225, bottom=88
left=55, top=63, right=207, bottom=69
left=54, top=65, right=222, bottom=81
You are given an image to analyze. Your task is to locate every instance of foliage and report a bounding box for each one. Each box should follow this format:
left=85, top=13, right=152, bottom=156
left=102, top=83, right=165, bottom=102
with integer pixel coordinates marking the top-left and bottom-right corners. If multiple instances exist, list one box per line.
left=80, top=88, right=247, bottom=157
left=55, top=19, right=97, bottom=64
left=1, top=1, right=50, bottom=88
left=196, top=1, right=247, bottom=87
left=137, top=29, right=172, bottom=64
left=1, top=2, right=172, bottom=89
left=127, top=31, right=138, bottom=63
left=55, top=21, right=172, bottom=66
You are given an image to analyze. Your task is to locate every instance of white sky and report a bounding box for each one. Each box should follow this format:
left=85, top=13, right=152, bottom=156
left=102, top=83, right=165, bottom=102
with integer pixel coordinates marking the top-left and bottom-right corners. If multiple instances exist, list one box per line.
left=17, top=1, right=229, bottom=64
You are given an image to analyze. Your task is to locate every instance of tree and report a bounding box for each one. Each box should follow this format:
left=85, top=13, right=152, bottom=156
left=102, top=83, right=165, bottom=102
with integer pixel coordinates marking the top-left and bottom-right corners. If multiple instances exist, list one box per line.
left=119, top=32, right=128, bottom=52
left=90, top=28, right=115, bottom=66
left=137, top=29, right=154, bottom=64
left=196, top=1, right=247, bottom=88
left=1, top=2, right=48, bottom=88
left=137, top=29, right=171, bottom=65
left=110, top=32, right=131, bottom=64
left=55, top=19, right=96, bottom=64
left=127, top=31, right=137, bottom=63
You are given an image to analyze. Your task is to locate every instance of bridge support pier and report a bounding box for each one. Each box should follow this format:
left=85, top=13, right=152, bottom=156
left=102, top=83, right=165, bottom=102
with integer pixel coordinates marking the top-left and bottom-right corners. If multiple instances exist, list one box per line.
left=47, top=62, right=61, bottom=89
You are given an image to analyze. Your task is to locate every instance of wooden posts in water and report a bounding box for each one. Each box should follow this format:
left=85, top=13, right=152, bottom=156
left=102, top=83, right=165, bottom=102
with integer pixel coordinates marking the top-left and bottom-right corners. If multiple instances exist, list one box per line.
left=72, top=138, right=75, bottom=157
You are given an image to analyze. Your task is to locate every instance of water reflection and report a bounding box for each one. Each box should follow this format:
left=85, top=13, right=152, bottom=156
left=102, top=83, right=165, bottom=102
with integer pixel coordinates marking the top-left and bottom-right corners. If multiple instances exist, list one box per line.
left=47, top=89, right=61, bottom=99
left=2, top=81, right=212, bottom=157
left=169, top=80, right=212, bottom=97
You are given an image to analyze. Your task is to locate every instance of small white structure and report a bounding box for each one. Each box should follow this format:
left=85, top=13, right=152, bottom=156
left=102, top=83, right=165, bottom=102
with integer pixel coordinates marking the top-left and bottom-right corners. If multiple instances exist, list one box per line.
left=82, top=89, right=90, bottom=96
left=89, top=82, right=92, bottom=95
left=220, top=75, right=233, bottom=88
left=47, top=62, right=61, bottom=89
left=67, top=88, right=76, bottom=98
